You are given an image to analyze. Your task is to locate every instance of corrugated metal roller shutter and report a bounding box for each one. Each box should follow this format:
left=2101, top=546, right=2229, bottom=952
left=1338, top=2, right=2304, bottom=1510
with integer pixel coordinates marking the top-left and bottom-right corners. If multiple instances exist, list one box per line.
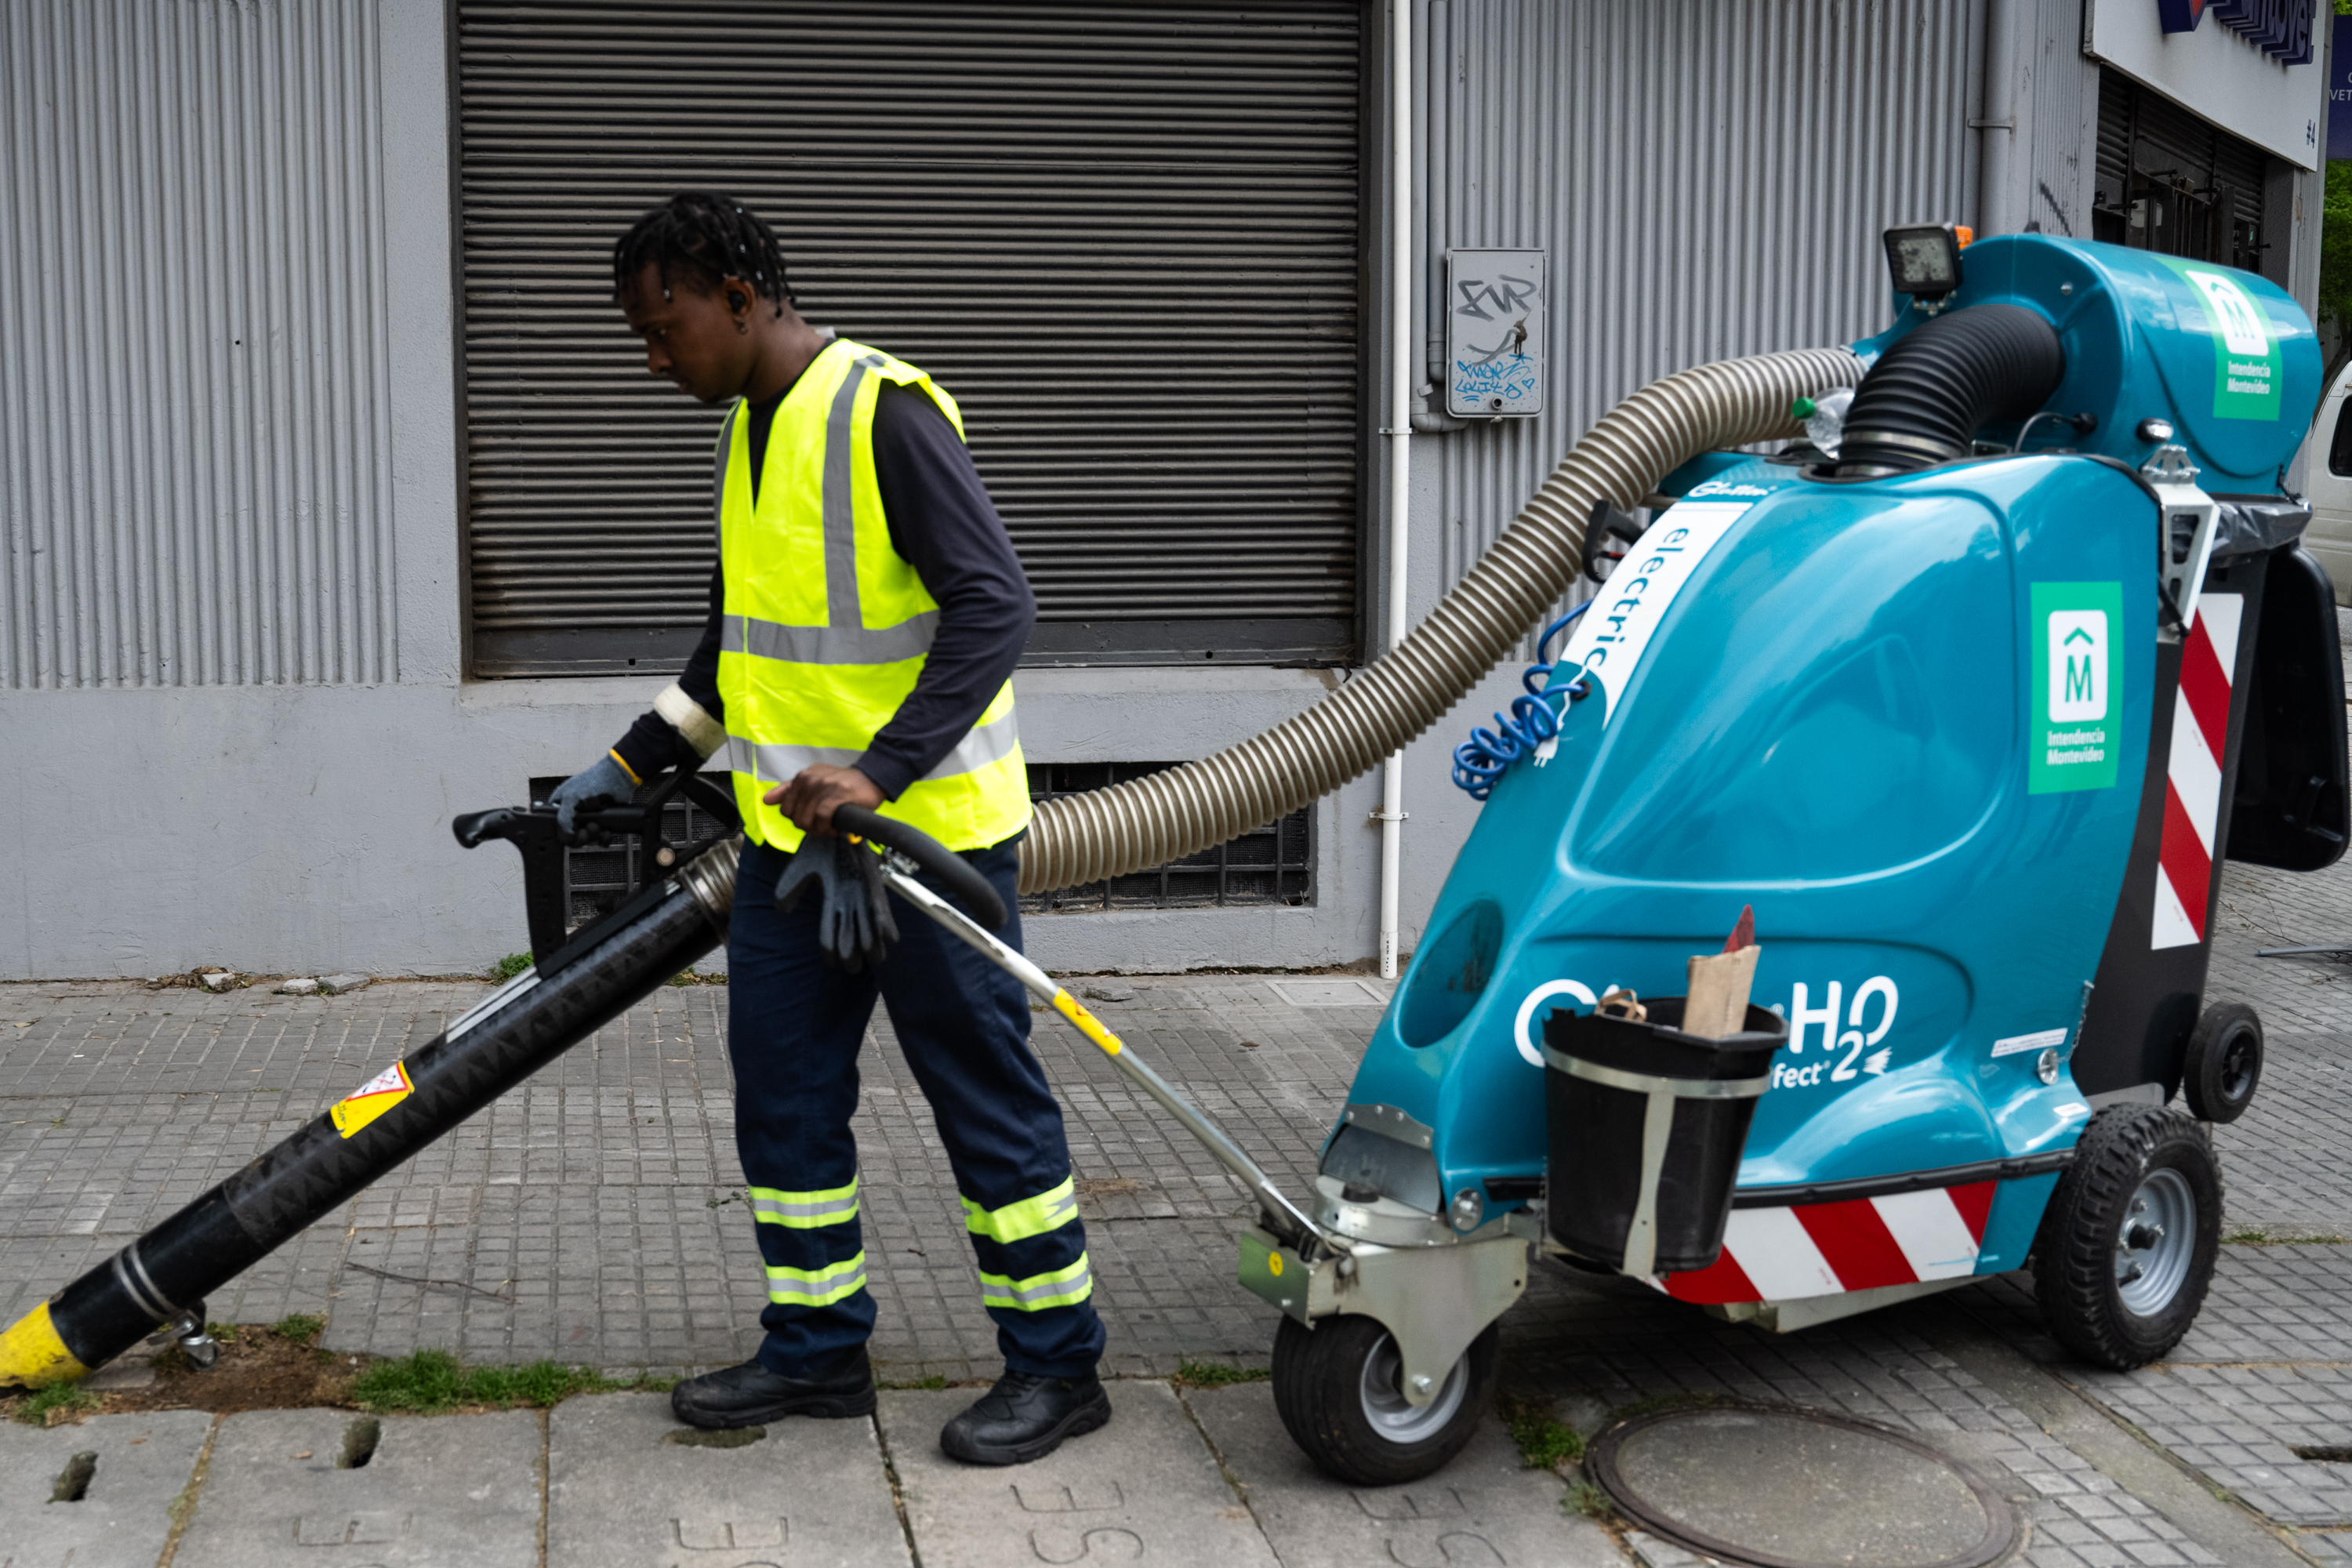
left=456, top=2, right=1363, bottom=678
left=2090, top=68, right=2268, bottom=273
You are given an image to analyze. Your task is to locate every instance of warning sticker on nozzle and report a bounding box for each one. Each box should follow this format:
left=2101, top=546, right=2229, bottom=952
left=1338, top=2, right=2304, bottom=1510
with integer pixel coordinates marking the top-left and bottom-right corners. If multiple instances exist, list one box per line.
left=1555, top=501, right=1750, bottom=724
left=330, top=1062, right=413, bottom=1138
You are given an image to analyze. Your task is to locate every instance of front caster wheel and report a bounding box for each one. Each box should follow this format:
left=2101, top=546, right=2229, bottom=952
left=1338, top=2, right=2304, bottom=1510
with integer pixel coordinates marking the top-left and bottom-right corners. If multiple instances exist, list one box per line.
left=2034, top=1105, right=2220, bottom=1369
left=1270, top=1314, right=1499, bottom=1485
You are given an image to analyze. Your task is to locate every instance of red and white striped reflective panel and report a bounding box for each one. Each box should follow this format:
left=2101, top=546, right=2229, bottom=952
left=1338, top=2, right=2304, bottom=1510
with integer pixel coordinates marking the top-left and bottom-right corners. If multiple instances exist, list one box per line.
left=1660, top=1181, right=1995, bottom=1305
left=2152, top=593, right=2244, bottom=950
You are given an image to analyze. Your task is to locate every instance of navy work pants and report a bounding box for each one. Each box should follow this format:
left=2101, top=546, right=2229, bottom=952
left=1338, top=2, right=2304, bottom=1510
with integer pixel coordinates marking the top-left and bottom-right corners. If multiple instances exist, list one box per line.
left=726, top=837, right=1105, bottom=1379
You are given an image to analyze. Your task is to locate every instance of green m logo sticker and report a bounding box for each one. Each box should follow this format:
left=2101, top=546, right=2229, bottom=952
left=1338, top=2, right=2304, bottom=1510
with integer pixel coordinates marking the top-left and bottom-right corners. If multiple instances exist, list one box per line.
left=2031, top=582, right=2122, bottom=795
left=2060, top=636, right=2100, bottom=709
left=2163, top=260, right=2280, bottom=423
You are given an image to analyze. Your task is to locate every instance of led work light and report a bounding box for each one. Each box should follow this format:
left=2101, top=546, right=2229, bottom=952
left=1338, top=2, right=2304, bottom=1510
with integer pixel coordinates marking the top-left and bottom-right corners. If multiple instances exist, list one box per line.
left=1882, top=222, right=1969, bottom=301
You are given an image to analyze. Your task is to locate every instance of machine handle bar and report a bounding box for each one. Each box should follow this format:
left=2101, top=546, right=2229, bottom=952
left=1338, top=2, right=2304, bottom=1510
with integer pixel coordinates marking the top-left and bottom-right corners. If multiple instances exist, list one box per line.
left=832, top=804, right=1010, bottom=932
left=876, top=862, right=1330, bottom=1257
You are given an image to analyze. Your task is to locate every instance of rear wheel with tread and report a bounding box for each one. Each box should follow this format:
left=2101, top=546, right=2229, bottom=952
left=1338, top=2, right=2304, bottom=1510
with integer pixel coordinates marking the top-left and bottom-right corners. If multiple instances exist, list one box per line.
left=1270, top=1314, right=1498, bottom=1485
left=2181, top=1002, right=2263, bottom=1123
left=2034, top=1105, right=2220, bottom=1369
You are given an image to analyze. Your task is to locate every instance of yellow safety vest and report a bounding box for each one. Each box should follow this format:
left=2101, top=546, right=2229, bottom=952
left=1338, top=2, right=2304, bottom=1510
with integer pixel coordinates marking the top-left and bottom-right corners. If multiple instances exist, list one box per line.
left=716, top=338, right=1030, bottom=854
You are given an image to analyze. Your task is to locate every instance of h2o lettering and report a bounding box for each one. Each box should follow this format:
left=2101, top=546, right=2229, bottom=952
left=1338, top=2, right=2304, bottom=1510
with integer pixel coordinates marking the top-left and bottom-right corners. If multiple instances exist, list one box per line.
left=1771, top=977, right=1898, bottom=1089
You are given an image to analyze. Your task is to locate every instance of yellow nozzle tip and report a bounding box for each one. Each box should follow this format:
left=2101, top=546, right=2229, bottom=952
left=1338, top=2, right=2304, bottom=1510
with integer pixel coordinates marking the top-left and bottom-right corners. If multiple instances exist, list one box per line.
left=0, top=1302, right=86, bottom=1390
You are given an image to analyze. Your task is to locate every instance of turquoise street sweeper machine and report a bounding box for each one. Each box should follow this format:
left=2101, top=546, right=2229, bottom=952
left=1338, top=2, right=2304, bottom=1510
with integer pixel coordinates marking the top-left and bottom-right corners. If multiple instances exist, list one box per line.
left=5, top=229, right=2340, bottom=1497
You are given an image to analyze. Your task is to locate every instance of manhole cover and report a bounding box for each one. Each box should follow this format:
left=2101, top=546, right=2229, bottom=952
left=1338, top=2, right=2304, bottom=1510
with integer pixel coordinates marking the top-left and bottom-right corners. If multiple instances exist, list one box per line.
left=1588, top=1403, right=2017, bottom=1568
left=1266, top=978, right=1388, bottom=1007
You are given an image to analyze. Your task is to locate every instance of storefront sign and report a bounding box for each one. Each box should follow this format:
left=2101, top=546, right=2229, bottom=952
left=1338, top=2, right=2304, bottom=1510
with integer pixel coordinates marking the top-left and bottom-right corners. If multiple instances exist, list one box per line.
left=2088, top=0, right=2325, bottom=169
left=2156, top=0, right=2316, bottom=66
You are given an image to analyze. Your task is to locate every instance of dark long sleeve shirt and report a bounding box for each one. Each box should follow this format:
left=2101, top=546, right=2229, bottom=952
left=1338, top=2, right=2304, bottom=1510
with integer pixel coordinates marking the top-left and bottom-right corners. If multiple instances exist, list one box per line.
left=613, top=367, right=1035, bottom=799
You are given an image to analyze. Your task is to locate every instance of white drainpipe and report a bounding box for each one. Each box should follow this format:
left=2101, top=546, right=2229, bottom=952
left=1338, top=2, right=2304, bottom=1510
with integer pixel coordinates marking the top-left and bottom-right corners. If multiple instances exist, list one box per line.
left=1976, top=0, right=2019, bottom=235
left=1377, top=0, right=1413, bottom=981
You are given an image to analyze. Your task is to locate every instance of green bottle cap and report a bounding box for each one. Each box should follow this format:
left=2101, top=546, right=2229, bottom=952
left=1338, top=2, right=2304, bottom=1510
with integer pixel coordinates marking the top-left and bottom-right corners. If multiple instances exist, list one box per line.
left=1791, top=396, right=1817, bottom=419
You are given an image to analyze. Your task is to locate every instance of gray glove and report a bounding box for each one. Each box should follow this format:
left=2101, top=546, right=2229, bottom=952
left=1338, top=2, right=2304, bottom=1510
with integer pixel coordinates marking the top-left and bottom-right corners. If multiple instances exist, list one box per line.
left=775, top=834, right=901, bottom=972
left=548, top=753, right=634, bottom=835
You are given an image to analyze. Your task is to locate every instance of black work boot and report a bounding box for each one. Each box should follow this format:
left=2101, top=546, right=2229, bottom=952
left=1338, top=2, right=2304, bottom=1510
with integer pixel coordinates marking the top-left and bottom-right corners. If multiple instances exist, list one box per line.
left=939, top=1370, right=1112, bottom=1465
left=670, top=1348, right=876, bottom=1428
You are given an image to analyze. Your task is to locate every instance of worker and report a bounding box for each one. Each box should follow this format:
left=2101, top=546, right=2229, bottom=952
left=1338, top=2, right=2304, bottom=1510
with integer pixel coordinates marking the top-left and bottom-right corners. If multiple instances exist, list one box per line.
left=547, top=194, right=1109, bottom=1465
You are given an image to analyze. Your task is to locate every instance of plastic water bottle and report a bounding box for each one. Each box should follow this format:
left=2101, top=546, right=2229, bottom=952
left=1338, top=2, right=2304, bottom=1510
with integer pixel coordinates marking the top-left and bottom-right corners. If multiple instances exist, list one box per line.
left=1791, top=387, right=1855, bottom=459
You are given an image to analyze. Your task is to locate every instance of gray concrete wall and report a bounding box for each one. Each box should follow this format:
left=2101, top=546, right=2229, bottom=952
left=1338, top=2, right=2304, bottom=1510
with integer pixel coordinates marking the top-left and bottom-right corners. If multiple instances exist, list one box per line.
left=0, top=667, right=1406, bottom=978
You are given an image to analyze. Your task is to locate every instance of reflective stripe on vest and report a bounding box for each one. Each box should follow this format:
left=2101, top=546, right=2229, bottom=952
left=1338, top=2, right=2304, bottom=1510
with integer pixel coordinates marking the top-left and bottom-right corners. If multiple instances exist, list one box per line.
left=715, top=338, right=1032, bottom=854
left=728, top=706, right=1022, bottom=792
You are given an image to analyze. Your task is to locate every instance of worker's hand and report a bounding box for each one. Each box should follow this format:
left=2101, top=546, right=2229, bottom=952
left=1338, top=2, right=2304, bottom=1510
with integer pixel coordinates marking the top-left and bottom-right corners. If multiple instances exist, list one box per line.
left=765, top=764, right=884, bottom=837
left=774, top=834, right=900, bottom=972
left=548, top=753, right=635, bottom=836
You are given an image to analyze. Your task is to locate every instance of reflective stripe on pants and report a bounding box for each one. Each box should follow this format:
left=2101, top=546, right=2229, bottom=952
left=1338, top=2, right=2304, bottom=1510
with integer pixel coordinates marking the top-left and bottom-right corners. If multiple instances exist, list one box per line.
left=979, top=1256, right=1094, bottom=1312
left=766, top=1252, right=869, bottom=1308
left=750, top=1181, right=859, bottom=1229
left=962, top=1177, right=1079, bottom=1244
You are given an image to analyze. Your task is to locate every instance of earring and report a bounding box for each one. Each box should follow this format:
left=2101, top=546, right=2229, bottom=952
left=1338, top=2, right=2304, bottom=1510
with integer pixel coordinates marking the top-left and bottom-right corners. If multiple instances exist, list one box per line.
left=735, top=320, right=748, bottom=336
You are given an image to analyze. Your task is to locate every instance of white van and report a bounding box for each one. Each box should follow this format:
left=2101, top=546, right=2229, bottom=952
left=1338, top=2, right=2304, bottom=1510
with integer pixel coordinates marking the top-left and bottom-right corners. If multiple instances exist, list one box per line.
left=2303, top=361, right=2352, bottom=604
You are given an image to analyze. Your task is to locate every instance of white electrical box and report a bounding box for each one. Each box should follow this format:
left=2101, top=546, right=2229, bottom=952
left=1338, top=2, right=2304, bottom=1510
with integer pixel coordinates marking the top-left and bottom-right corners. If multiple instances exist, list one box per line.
left=1444, top=249, right=1546, bottom=418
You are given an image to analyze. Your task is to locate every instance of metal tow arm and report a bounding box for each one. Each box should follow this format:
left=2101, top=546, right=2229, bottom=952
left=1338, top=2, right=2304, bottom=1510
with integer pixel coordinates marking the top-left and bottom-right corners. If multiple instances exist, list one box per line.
left=2143, top=443, right=2220, bottom=630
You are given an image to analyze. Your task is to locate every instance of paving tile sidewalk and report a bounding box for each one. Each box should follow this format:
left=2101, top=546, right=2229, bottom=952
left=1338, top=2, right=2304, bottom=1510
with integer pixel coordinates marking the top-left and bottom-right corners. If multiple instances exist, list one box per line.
left=5, top=839, right=2352, bottom=1560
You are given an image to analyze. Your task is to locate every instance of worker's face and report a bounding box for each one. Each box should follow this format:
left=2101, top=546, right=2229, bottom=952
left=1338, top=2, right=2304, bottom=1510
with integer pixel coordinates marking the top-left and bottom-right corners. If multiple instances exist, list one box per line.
left=619, top=263, right=757, bottom=405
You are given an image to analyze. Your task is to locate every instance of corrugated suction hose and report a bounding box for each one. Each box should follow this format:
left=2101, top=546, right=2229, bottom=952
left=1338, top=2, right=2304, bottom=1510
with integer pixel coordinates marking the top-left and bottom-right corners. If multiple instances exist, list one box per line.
left=1017, top=345, right=1868, bottom=895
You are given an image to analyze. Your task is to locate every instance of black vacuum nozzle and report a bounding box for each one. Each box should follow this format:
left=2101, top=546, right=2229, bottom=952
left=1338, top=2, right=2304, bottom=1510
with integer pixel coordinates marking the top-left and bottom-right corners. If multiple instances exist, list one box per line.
left=1836, top=303, right=2066, bottom=476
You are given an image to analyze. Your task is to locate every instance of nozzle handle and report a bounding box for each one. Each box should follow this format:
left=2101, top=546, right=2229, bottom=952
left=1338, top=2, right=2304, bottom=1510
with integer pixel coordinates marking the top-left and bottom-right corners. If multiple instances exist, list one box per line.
left=833, top=805, right=1010, bottom=931
left=452, top=807, right=530, bottom=849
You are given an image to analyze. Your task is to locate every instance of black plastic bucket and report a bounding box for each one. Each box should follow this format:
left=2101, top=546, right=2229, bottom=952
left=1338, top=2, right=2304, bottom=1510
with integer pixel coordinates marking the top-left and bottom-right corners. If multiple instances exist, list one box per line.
left=1543, top=997, right=1784, bottom=1276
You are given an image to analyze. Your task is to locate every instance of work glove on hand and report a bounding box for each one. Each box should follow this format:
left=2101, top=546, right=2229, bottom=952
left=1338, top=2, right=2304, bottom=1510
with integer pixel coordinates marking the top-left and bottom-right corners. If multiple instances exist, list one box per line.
left=775, top=834, right=901, bottom=972
left=548, top=753, right=634, bottom=836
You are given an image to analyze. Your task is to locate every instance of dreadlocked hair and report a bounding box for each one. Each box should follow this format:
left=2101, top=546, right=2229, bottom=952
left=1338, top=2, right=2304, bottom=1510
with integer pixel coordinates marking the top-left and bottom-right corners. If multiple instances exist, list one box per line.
left=612, top=193, right=796, bottom=314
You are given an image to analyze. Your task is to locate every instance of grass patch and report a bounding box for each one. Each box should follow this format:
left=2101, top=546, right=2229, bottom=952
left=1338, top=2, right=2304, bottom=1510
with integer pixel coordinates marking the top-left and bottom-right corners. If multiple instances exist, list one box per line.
left=15, top=1384, right=96, bottom=1426
left=488, top=952, right=532, bottom=982
left=350, top=1349, right=669, bottom=1414
left=1174, top=1359, right=1271, bottom=1388
left=1564, top=1479, right=1615, bottom=1519
left=274, top=1313, right=325, bottom=1347
left=880, top=1374, right=949, bottom=1391
left=2222, top=1229, right=2348, bottom=1246
left=1498, top=1394, right=1584, bottom=1469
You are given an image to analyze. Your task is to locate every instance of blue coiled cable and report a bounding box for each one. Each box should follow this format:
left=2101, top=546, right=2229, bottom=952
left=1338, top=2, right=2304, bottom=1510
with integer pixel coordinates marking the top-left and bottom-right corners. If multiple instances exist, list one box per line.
left=1449, top=604, right=1593, bottom=800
